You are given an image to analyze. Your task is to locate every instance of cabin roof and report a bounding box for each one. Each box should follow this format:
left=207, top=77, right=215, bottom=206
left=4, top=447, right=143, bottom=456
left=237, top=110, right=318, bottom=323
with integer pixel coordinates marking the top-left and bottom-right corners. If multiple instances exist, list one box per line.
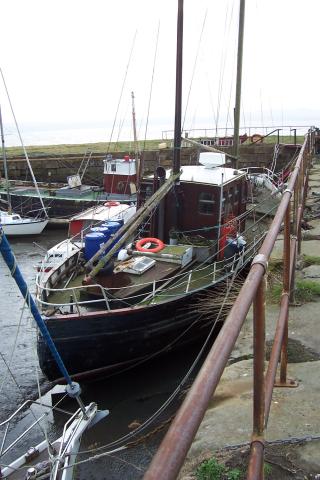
left=166, top=165, right=246, bottom=186
left=70, top=204, right=131, bottom=221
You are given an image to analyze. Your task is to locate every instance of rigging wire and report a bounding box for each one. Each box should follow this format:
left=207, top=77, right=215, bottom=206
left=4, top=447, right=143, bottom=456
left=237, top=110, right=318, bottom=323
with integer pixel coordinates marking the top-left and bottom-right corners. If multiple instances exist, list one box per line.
left=61, top=228, right=267, bottom=460
left=106, top=30, right=137, bottom=154
left=34, top=347, right=51, bottom=458
left=2, top=212, right=272, bottom=470
left=1, top=177, right=288, bottom=467
left=0, top=68, right=48, bottom=218
left=142, top=21, right=160, bottom=151
left=0, top=290, right=28, bottom=394
left=215, top=1, right=235, bottom=135
left=181, top=9, right=208, bottom=132
left=55, top=253, right=249, bottom=472
left=114, top=98, right=131, bottom=152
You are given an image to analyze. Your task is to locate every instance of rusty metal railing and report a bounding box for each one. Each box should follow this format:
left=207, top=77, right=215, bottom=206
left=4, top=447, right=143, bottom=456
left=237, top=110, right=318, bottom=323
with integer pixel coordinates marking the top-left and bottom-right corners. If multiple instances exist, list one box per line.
left=144, top=129, right=315, bottom=480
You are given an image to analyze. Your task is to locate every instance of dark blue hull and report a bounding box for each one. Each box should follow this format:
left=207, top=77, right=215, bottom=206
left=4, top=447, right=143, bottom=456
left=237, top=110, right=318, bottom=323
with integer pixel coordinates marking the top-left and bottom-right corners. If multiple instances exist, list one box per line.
left=38, top=291, right=221, bottom=381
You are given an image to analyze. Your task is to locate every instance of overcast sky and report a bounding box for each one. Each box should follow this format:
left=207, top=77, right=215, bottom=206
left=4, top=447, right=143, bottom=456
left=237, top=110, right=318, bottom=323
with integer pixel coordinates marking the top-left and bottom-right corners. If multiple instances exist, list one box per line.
left=0, top=0, right=319, bottom=144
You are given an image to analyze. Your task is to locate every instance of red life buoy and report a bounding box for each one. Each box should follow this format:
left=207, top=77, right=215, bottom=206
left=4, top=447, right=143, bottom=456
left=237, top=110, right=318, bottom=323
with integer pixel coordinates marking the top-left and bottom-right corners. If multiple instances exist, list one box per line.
left=250, top=133, right=263, bottom=144
left=104, top=201, right=121, bottom=207
left=136, top=237, right=164, bottom=253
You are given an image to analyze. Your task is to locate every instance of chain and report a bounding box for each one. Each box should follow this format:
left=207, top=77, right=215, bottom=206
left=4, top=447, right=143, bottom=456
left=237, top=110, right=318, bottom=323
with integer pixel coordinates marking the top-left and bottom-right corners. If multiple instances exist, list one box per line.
left=211, top=433, right=320, bottom=455
left=125, top=414, right=176, bottom=448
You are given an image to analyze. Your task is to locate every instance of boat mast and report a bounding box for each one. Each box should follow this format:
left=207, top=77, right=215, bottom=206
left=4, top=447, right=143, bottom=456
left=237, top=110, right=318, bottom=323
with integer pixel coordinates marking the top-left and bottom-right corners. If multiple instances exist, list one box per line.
left=0, top=69, right=48, bottom=219
left=173, top=0, right=183, bottom=176
left=233, top=0, right=245, bottom=166
left=0, top=105, right=12, bottom=214
left=131, top=91, right=140, bottom=186
left=131, top=91, right=139, bottom=159
left=171, top=0, right=183, bottom=231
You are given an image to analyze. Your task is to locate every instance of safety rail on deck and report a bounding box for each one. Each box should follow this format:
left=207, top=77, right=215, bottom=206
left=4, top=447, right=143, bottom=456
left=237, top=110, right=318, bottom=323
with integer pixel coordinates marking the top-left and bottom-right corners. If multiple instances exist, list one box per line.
left=36, top=235, right=264, bottom=313
left=143, top=128, right=315, bottom=480
left=240, top=166, right=285, bottom=187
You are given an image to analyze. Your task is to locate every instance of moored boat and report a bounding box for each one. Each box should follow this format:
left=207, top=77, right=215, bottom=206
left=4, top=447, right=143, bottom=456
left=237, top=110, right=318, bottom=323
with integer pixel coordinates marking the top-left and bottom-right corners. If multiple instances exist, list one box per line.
left=34, top=0, right=272, bottom=382
left=35, top=160, right=268, bottom=380
left=0, top=104, right=49, bottom=236
left=37, top=201, right=136, bottom=273
left=0, top=210, right=48, bottom=236
left=0, top=154, right=138, bottom=220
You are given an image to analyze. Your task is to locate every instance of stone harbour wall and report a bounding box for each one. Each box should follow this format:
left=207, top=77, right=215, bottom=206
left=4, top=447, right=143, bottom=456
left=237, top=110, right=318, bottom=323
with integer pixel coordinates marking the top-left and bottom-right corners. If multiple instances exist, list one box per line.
left=0, top=143, right=299, bottom=184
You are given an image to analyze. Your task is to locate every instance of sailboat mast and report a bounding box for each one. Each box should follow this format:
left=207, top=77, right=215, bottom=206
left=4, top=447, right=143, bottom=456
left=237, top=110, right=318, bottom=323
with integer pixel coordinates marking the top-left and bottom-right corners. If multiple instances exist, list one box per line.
left=0, top=69, right=48, bottom=219
left=173, top=0, right=183, bottom=175
left=131, top=91, right=139, bottom=157
left=233, top=0, right=245, bottom=165
left=131, top=91, right=141, bottom=187
left=0, top=105, right=12, bottom=214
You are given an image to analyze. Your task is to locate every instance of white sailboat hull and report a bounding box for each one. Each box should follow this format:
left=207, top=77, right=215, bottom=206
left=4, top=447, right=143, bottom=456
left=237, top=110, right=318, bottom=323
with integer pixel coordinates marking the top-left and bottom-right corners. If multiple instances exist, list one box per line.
left=2, top=218, right=49, bottom=236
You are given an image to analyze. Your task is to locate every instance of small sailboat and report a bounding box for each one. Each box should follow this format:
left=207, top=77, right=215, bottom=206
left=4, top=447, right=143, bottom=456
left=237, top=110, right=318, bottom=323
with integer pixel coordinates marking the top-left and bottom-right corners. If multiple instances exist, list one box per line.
left=0, top=104, right=48, bottom=236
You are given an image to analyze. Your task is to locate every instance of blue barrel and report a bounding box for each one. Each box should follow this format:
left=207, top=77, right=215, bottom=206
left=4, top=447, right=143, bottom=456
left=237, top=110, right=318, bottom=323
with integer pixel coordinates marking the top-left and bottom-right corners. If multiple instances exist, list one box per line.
left=90, top=226, right=110, bottom=238
left=101, top=221, right=122, bottom=256
left=84, top=232, right=106, bottom=261
left=103, top=220, right=122, bottom=234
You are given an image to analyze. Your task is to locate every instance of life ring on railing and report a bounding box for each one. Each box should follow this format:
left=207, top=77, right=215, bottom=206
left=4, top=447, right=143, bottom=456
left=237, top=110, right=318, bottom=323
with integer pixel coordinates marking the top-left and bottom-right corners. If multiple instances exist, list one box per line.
left=136, top=237, right=164, bottom=253
left=104, top=201, right=121, bottom=207
left=250, top=133, right=263, bottom=144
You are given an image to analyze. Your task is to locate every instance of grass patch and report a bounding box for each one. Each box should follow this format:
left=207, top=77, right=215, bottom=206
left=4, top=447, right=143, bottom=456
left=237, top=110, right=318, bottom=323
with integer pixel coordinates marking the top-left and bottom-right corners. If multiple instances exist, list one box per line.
left=295, top=279, right=320, bottom=301
left=301, top=254, right=320, bottom=267
left=264, top=462, right=272, bottom=477
left=268, top=279, right=320, bottom=303
left=195, top=457, right=273, bottom=480
left=268, top=259, right=283, bottom=275
left=195, top=457, right=242, bottom=480
left=5, top=139, right=164, bottom=157
left=3, top=134, right=304, bottom=158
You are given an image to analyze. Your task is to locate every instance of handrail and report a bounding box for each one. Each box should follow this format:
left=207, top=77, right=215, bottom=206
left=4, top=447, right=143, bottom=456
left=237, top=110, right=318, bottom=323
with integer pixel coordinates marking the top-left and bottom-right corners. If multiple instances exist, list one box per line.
left=162, top=124, right=312, bottom=140
left=143, top=129, right=313, bottom=479
left=249, top=128, right=282, bottom=145
left=36, top=232, right=265, bottom=296
left=36, top=235, right=264, bottom=313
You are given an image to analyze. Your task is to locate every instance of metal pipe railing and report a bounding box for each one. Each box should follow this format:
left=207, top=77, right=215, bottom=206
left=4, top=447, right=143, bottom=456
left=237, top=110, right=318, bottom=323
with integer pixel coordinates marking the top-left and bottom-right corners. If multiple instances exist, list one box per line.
left=144, top=129, right=313, bottom=480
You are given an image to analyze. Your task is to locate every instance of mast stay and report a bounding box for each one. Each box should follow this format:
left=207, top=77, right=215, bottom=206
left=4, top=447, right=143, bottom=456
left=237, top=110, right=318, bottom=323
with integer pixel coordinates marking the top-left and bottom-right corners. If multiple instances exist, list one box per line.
left=0, top=68, right=48, bottom=218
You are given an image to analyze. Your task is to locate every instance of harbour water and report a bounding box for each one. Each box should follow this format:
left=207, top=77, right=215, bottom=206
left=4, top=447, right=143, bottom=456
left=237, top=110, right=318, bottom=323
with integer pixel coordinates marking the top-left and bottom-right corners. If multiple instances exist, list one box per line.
left=0, top=227, right=211, bottom=478
left=0, top=227, right=67, bottom=421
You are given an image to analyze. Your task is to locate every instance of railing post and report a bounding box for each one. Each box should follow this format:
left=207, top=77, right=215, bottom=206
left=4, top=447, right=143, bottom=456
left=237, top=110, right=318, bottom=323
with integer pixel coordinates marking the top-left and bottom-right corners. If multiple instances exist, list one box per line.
left=290, top=164, right=299, bottom=305
left=298, top=155, right=303, bottom=255
left=72, top=288, right=81, bottom=315
left=247, top=276, right=266, bottom=480
left=212, top=262, right=216, bottom=283
left=100, top=287, right=111, bottom=311
left=186, top=271, right=192, bottom=293
left=280, top=204, right=290, bottom=383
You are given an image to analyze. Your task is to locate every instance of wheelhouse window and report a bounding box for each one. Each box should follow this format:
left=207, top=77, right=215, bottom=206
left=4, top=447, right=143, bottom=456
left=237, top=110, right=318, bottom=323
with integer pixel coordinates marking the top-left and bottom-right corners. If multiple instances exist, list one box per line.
left=199, top=192, right=215, bottom=215
left=111, top=163, right=117, bottom=172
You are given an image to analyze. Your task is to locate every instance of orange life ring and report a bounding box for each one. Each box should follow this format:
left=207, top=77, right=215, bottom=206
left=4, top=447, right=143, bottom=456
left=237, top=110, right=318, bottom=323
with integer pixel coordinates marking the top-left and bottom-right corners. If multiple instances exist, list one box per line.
left=104, top=201, right=121, bottom=207
left=136, top=237, right=164, bottom=253
left=250, top=133, right=263, bottom=144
